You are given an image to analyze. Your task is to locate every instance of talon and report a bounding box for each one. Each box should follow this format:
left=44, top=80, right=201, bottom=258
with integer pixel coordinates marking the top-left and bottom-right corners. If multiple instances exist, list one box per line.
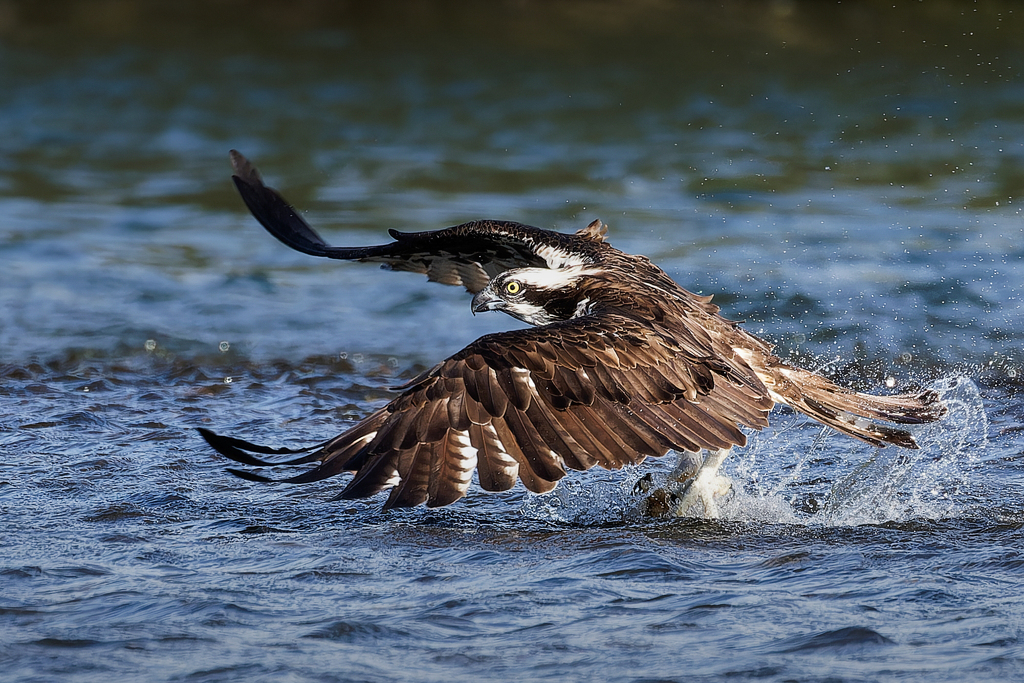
left=644, top=487, right=675, bottom=518
left=632, top=473, right=654, bottom=495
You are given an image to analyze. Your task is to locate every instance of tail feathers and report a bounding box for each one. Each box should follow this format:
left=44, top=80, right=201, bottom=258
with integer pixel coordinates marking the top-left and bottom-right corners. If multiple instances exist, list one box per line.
left=773, top=367, right=948, bottom=449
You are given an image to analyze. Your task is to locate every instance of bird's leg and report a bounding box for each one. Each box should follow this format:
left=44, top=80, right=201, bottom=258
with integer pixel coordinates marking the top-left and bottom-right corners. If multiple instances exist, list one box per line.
left=670, top=448, right=732, bottom=518
left=638, top=449, right=699, bottom=517
left=641, top=449, right=733, bottom=518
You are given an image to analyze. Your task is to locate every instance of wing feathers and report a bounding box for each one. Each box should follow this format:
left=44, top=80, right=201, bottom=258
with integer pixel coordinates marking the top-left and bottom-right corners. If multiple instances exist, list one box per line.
left=471, top=422, right=521, bottom=491
left=588, top=362, right=632, bottom=404
left=488, top=417, right=559, bottom=493
left=413, top=398, right=450, bottom=444
left=495, top=367, right=534, bottom=411
left=446, top=390, right=471, bottom=432
left=229, top=151, right=604, bottom=294
left=523, top=399, right=597, bottom=471
left=211, top=319, right=774, bottom=506
left=482, top=367, right=510, bottom=417
left=197, top=427, right=325, bottom=467
left=383, top=445, right=430, bottom=509
left=229, top=150, right=336, bottom=259
left=559, top=406, right=637, bottom=469
left=588, top=397, right=672, bottom=458
left=427, top=430, right=478, bottom=507
left=501, top=408, right=569, bottom=483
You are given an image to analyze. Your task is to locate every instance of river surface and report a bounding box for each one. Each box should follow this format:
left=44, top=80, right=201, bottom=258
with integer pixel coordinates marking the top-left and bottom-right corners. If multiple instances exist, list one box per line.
left=3, top=2, right=1024, bottom=681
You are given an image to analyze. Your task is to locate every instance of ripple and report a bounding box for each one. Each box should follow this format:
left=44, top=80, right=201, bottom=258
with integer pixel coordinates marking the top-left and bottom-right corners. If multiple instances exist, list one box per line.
left=0, top=566, right=44, bottom=579
left=302, top=620, right=408, bottom=642
left=29, top=637, right=102, bottom=649
left=557, top=547, right=699, bottom=582
left=776, top=626, right=895, bottom=653
left=289, top=569, right=374, bottom=582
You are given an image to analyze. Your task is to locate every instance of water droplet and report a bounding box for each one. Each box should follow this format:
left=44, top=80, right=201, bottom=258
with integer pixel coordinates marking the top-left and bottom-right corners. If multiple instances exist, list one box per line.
left=1007, top=366, right=1018, bottom=379
left=899, top=352, right=913, bottom=363
left=144, top=339, right=157, bottom=352
left=219, top=341, right=230, bottom=353
left=223, top=376, right=233, bottom=384
left=387, top=357, right=399, bottom=368
left=885, top=376, right=896, bottom=388
left=338, top=351, right=348, bottom=360
left=352, top=353, right=364, bottom=365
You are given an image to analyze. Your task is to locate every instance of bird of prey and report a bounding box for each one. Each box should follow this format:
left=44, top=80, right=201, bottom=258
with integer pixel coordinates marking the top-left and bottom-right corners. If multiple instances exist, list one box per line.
left=199, top=150, right=947, bottom=516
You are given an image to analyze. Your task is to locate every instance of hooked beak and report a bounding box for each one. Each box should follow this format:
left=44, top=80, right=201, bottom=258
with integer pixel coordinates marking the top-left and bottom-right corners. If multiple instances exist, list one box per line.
left=471, top=288, right=502, bottom=315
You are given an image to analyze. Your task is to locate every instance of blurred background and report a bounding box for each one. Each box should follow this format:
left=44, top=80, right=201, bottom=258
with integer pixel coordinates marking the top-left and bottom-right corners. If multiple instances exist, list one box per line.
left=3, top=0, right=1023, bottom=375
left=3, top=3, right=1024, bottom=681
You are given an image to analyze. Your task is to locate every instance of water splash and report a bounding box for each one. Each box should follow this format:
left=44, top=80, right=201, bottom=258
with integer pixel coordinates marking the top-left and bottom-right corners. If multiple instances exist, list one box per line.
left=818, top=375, right=987, bottom=525
left=519, top=466, right=648, bottom=526
left=721, top=375, right=987, bottom=525
left=521, top=375, right=987, bottom=527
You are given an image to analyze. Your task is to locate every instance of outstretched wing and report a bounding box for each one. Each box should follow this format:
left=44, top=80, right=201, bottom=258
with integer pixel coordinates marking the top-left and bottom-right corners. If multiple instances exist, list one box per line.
left=229, top=150, right=607, bottom=293
left=201, top=314, right=775, bottom=510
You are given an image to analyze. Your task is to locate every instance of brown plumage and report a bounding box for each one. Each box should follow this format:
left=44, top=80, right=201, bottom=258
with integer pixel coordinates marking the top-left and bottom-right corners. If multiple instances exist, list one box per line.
left=199, top=151, right=947, bottom=510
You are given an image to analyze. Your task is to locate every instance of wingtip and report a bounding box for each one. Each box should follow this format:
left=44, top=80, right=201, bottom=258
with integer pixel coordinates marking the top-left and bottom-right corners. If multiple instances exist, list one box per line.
left=197, top=426, right=220, bottom=448
left=198, top=427, right=271, bottom=467
left=225, top=467, right=276, bottom=483
left=883, top=429, right=921, bottom=450
left=229, top=149, right=261, bottom=185
left=919, top=389, right=950, bottom=420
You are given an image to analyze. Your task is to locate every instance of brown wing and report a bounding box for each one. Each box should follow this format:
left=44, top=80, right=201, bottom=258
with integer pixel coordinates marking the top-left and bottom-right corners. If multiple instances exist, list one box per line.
left=229, top=150, right=607, bottom=293
left=202, top=314, right=775, bottom=509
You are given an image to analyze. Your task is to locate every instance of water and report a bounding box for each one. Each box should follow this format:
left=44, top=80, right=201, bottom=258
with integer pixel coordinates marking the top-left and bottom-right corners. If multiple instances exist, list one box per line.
left=3, top=2, right=1024, bottom=681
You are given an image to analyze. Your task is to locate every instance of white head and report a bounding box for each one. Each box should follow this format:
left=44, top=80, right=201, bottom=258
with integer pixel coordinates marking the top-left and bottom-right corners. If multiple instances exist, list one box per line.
left=470, top=266, right=600, bottom=326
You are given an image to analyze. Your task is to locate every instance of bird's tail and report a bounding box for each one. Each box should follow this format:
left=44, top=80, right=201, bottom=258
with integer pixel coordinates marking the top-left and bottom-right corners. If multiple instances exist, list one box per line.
left=768, top=362, right=947, bottom=449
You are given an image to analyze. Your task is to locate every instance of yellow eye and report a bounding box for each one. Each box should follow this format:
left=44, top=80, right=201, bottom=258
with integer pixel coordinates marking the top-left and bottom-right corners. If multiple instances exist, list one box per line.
left=505, top=280, right=522, bottom=295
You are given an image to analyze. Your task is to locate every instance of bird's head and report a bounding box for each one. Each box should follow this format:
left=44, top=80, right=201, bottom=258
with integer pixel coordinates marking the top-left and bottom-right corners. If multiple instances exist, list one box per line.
left=471, top=266, right=600, bottom=326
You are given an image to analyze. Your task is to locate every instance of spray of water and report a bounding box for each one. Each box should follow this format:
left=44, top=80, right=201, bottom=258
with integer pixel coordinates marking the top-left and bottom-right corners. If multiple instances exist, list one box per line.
left=815, top=375, right=987, bottom=526
left=520, top=375, right=987, bottom=526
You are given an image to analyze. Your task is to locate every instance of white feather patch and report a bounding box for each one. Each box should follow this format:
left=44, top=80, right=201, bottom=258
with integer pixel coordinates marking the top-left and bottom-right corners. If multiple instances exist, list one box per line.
left=354, top=432, right=376, bottom=447
left=573, top=297, right=592, bottom=317
left=452, top=429, right=478, bottom=466
left=481, top=424, right=515, bottom=463
left=512, top=266, right=602, bottom=290
left=534, top=244, right=592, bottom=270
left=501, top=301, right=551, bottom=326
left=511, top=367, right=538, bottom=398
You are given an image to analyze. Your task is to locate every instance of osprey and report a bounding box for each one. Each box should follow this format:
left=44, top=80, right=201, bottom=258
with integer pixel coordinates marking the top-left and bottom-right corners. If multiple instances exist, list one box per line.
left=200, top=151, right=947, bottom=516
